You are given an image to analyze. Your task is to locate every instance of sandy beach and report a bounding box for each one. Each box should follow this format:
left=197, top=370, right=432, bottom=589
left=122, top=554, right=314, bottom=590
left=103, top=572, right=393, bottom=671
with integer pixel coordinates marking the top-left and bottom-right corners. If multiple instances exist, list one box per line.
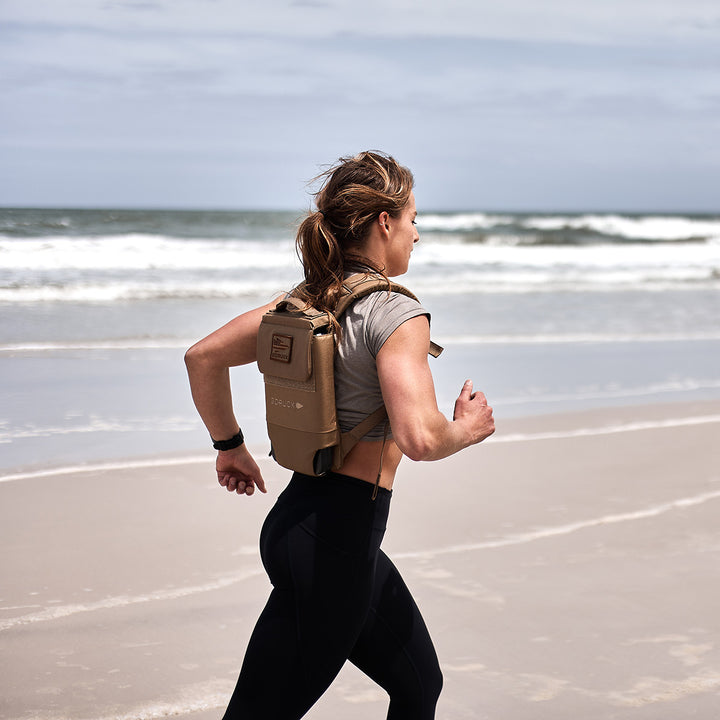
left=2, top=399, right=720, bottom=719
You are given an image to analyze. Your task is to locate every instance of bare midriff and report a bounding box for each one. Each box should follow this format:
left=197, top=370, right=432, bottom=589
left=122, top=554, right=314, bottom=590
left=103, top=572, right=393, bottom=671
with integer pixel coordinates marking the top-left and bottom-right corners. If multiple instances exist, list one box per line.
left=337, top=439, right=403, bottom=491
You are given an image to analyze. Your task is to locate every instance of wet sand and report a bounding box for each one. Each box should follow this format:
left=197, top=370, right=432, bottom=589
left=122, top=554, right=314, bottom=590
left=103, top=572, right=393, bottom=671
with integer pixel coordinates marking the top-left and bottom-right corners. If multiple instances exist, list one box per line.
left=2, top=400, right=720, bottom=719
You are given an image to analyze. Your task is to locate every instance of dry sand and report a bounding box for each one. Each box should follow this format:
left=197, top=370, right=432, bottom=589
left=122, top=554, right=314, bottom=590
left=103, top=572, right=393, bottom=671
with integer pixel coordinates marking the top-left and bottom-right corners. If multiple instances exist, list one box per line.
left=2, top=400, right=720, bottom=719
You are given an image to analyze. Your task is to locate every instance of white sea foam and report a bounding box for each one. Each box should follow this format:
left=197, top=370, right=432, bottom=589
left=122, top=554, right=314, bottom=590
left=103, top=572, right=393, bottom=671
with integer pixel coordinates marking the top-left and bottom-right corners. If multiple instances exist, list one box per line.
left=415, top=212, right=720, bottom=242
left=2, top=228, right=719, bottom=302
left=0, top=415, right=199, bottom=443
left=1, top=415, right=716, bottom=486
left=0, top=279, right=291, bottom=303
left=3, top=474, right=719, bottom=634
left=0, top=455, right=215, bottom=484
left=404, top=240, right=720, bottom=293
left=520, top=214, right=720, bottom=242
left=0, top=567, right=263, bottom=632
left=30, top=679, right=233, bottom=720
left=0, top=234, right=296, bottom=271
left=416, top=213, right=515, bottom=231
left=489, top=414, right=720, bottom=444
left=0, top=339, right=196, bottom=353
left=410, top=238, right=720, bottom=269
left=2, top=332, right=718, bottom=357
left=5, top=269, right=714, bottom=303
left=394, top=488, right=720, bottom=561
left=435, top=333, right=720, bottom=345
left=493, top=379, right=720, bottom=406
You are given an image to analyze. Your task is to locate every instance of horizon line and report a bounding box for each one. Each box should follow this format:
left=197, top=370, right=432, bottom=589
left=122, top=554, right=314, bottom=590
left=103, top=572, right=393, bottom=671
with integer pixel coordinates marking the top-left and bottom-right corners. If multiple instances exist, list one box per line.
left=1, top=204, right=718, bottom=216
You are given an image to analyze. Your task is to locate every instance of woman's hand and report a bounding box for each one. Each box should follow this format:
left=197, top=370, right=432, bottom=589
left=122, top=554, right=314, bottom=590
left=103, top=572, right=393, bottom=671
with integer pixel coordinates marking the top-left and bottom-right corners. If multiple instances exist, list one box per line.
left=453, top=379, right=495, bottom=445
left=216, top=444, right=267, bottom=496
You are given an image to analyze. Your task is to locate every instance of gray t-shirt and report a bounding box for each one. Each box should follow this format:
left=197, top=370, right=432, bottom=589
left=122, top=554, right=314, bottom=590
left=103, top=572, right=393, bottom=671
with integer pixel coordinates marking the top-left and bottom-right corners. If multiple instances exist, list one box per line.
left=335, top=291, right=429, bottom=440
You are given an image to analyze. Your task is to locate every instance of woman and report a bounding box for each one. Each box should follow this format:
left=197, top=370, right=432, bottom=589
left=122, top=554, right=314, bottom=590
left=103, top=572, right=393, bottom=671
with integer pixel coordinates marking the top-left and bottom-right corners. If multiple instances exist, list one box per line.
left=185, top=151, right=495, bottom=719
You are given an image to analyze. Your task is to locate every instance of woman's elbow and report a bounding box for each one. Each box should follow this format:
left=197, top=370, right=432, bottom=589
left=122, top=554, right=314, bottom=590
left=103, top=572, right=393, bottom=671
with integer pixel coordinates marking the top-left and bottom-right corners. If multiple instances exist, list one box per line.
left=184, top=343, right=201, bottom=369
left=184, top=341, right=214, bottom=374
left=394, top=427, right=437, bottom=462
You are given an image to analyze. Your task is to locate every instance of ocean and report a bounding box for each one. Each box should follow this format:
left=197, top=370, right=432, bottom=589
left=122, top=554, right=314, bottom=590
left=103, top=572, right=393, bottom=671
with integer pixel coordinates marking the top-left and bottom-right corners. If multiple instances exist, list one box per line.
left=1, top=207, right=719, bottom=474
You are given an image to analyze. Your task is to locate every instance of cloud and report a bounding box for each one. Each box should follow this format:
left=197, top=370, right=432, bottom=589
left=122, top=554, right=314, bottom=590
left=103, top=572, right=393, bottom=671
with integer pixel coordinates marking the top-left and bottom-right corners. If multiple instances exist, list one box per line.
left=1, top=0, right=718, bottom=209
left=2, top=0, right=719, bottom=43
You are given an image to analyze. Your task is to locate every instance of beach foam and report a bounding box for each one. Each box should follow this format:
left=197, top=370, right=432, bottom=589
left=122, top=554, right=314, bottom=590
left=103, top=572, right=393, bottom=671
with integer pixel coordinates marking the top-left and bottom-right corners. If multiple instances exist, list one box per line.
left=0, top=568, right=263, bottom=633
left=2, top=413, right=718, bottom=485
left=2, top=209, right=719, bottom=303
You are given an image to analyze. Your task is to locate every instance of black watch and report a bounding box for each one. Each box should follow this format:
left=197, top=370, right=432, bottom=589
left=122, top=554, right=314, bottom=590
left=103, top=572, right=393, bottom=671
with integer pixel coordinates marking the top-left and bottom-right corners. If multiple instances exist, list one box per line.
left=212, top=429, right=244, bottom=451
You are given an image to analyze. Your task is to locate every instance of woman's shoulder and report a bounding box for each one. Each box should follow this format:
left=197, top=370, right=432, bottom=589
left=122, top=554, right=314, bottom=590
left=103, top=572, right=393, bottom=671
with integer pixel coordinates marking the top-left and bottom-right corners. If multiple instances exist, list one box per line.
left=357, top=286, right=422, bottom=310
left=355, top=289, right=429, bottom=356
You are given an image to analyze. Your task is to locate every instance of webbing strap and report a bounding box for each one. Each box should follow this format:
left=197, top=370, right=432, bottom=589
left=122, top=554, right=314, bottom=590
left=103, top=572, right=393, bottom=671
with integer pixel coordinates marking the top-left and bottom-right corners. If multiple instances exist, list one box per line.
left=274, top=296, right=309, bottom=312
left=338, top=405, right=388, bottom=456
left=334, top=274, right=419, bottom=319
left=372, top=421, right=390, bottom=501
left=337, top=405, right=389, bottom=501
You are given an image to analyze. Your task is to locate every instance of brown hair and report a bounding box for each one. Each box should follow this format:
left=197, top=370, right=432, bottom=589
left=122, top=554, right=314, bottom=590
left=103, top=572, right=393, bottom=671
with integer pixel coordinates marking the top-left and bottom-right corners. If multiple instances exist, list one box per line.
left=294, top=150, right=414, bottom=316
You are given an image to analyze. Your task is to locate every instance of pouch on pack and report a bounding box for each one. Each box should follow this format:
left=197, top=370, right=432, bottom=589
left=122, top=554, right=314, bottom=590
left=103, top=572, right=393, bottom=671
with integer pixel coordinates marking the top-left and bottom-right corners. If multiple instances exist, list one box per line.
left=257, top=273, right=443, bottom=477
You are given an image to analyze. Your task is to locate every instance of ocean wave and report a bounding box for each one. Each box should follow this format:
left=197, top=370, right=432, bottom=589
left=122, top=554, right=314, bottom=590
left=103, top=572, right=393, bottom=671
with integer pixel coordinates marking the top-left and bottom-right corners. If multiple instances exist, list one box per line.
left=0, top=234, right=297, bottom=271
left=435, top=333, right=720, bottom=345
left=418, top=212, right=720, bottom=244
left=1, top=272, right=717, bottom=303
left=1, top=217, right=719, bottom=302
left=417, top=213, right=516, bottom=231
left=1, top=266, right=717, bottom=303
left=4, top=209, right=719, bottom=246
left=494, top=378, right=720, bottom=405
left=2, top=234, right=717, bottom=271
left=519, top=214, right=720, bottom=242
left=0, top=207, right=300, bottom=240
left=0, top=415, right=200, bottom=443
left=0, top=278, right=292, bottom=303
left=0, top=339, right=196, bottom=353
left=411, top=238, right=720, bottom=266
left=3, top=333, right=719, bottom=356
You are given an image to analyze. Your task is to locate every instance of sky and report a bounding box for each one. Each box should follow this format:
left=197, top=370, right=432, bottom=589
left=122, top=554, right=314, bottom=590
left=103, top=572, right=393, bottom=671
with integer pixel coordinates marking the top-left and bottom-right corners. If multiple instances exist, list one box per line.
left=1, top=0, right=719, bottom=211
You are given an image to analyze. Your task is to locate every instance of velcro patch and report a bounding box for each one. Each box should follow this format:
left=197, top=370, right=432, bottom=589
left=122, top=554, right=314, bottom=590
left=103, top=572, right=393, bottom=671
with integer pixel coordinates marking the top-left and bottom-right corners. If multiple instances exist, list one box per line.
left=270, top=333, right=293, bottom=363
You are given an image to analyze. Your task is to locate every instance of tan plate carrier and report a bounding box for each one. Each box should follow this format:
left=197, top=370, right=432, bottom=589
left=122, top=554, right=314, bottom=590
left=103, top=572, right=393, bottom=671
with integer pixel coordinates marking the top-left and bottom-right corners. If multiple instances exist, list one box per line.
left=257, top=273, right=443, bottom=477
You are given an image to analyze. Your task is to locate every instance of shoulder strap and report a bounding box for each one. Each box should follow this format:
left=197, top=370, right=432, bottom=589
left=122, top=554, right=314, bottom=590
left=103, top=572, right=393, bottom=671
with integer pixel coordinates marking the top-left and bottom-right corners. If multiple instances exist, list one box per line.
left=285, top=273, right=442, bottom=358
left=273, top=296, right=309, bottom=313
left=333, top=273, right=418, bottom=320
left=335, top=273, right=443, bottom=358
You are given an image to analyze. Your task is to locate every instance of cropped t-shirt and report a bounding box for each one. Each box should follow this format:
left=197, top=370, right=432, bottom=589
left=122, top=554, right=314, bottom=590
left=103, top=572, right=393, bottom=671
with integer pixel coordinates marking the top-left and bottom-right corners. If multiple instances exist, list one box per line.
left=335, top=290, right=429, bottom=440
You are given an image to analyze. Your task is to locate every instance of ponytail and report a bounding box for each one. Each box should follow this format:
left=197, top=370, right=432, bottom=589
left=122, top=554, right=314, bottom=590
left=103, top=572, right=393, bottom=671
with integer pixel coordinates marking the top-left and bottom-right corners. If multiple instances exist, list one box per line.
left=295, top=211, right=346, bottom=313
left=294, top=151, right=414, bottom=317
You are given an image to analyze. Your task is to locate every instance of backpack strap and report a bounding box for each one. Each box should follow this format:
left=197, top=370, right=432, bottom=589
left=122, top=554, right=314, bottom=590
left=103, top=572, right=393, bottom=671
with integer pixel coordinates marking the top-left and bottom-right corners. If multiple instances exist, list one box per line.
left=332, top=274, right=444, bottom=492
left=333, top=273, right=419, bottom=319
left=337, top=405, right=389, bottom=501
left=335, top=273, right=443, bottom=357
left=338, top=405, right=388, bottom=457
left=274, top=295, right=310, bottom=313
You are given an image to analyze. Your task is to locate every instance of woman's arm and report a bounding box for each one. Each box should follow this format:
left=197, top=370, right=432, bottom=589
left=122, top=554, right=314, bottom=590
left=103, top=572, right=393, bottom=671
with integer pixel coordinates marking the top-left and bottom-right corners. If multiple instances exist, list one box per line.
left=184, top=296, right=282, bottom=495
left=376, top=315, right=495, bottom=461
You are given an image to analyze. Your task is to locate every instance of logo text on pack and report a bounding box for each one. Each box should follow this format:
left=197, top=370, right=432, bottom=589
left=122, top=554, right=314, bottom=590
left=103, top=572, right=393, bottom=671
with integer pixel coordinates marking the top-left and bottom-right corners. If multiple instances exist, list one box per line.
left=270, top=333, right=293, bottom=363
left=271, top=397, right=304, bottom=410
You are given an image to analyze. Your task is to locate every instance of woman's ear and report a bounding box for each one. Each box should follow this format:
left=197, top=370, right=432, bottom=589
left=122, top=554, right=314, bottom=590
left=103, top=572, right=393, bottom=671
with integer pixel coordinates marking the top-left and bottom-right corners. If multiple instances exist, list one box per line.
left=378, top=211, right=390, bottom=234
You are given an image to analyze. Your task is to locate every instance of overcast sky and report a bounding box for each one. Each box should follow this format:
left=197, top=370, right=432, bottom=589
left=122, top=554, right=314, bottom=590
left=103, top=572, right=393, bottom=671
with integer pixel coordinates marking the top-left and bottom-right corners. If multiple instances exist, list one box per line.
left=1, top=0, right=719, bottom=211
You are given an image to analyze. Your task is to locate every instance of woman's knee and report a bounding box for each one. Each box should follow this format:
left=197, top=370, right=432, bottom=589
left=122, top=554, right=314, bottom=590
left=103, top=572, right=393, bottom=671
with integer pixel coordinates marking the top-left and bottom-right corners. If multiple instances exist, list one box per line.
left=428, top=661, right=443, bottom=703
left=388, top=656, right=443, bottom=718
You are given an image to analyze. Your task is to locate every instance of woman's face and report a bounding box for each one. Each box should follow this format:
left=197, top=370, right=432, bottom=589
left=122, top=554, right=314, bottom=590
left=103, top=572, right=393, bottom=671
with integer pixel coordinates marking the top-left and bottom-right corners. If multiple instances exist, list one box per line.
left=385, top=192, right=419, bottom=277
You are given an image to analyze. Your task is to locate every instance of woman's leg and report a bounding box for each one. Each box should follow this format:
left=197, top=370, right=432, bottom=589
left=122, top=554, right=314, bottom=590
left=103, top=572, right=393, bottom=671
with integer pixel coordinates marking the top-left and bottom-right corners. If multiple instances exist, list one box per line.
left=222, top=473, right=391, bottom=719
left=349, top=550, right=443, bottom=720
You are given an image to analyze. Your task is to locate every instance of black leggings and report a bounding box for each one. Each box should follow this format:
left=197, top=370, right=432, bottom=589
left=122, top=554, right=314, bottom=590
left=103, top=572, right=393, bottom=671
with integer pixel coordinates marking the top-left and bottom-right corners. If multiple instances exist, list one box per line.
left=222, top=471, right=443, bottom=719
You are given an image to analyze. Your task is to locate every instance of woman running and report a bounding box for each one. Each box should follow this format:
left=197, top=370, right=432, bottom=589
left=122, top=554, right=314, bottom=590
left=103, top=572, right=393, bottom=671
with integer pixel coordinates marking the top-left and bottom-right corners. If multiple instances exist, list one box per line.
left=185, top=151, right=495, bottom=719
